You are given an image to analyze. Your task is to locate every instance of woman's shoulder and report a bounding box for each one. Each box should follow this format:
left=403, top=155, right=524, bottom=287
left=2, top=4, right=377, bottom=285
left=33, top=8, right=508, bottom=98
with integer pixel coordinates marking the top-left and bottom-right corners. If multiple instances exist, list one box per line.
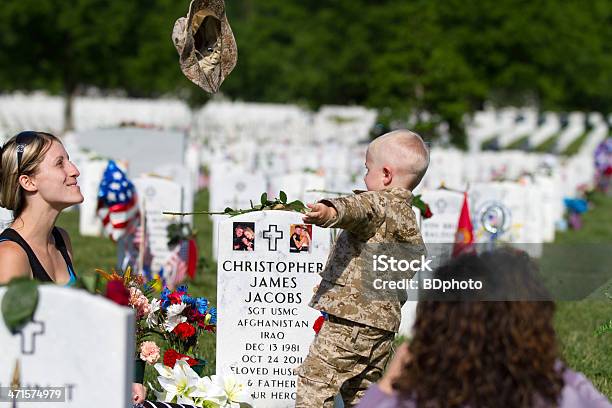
left=0, top=240, right=31, bottom=283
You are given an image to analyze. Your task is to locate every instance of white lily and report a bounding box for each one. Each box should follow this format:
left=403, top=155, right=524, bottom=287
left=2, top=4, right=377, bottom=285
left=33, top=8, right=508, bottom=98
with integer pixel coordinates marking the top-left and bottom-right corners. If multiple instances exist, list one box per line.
left=153, top=362, right=174, bottom=379
left=211, top=374, right=253, bottom=407
left=164, top=302, right=188, bottom=332
left=146, top=298, right=161, bottom=328
left=193, top=375, right=227, bottom=407
left=147, top=381, right=167, bottom=402
left=156, top=360, right=207, bottom=404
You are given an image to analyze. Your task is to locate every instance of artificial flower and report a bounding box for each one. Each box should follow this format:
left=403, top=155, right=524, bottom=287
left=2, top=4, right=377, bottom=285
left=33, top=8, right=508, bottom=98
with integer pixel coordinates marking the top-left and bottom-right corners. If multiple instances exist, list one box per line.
left=174, top=322, right=197, bottom=339
left=156, top=360, right=207, bottom=404
left=195, top=297, right=209, bottom=314
left=211, top=374, right=252, bottom=407
left=146, top=298, right=161, bottom=328
left=163, top=349, right=199, bottom=368
left=105, top=280, right=129, bottom=306
left=193, top=376, right=226, bottom=407
left=139, top=341, right=161, bottom=364
left=164, top=303, right=188, bottom=332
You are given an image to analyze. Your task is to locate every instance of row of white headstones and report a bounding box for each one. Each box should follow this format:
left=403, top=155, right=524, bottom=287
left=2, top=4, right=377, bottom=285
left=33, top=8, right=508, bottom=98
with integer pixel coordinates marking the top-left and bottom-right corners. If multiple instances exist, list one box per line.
left=0, top=125, right=602, bottom=407
left=1, top=94, right=609, bottom=154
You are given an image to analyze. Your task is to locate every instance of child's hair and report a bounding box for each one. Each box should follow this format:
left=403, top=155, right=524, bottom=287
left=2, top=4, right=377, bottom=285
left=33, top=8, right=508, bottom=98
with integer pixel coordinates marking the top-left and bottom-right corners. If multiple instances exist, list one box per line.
left=244, top=227, right=254, bottom=237
left=369, top=130, right=430, bottom=188
left=0, top=131, right=61, bottom=218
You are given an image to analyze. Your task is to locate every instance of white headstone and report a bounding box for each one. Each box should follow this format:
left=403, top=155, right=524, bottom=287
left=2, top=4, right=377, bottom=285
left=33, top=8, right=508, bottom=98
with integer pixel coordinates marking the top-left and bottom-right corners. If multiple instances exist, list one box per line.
left=469, top=182, right=544, bottom=257
left=419, top=190, right=464, bottom=244
left=73, top=128, right=187, bottom=179
left=0, top=207, right=12, bottom=231
left=268, top=173, right=326, bottom=205
left=0, top=286, right=134, bottom=407
left=216, top=210, right=331, bottom=408
left=133, top=176, right=185, bottom=284
left=78, top=159, right=108, bottom=237
left=208, top=170, right=268, bottom=260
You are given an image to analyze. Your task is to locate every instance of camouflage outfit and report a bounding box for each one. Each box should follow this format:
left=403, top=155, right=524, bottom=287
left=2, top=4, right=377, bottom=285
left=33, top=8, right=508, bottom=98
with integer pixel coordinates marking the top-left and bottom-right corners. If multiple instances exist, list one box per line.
left=296, top=187, right=425, bottom=407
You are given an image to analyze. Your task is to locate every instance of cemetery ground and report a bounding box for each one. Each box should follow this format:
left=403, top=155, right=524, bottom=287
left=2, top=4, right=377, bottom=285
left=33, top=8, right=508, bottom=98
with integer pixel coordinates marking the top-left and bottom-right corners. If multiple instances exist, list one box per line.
left=57, top=189, right=612, bottom=398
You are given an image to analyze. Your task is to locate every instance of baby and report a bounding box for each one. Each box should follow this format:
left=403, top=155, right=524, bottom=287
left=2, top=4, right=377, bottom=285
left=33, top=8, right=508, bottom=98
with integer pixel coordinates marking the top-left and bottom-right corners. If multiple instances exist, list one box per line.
left=296, top=130, right=429, bottom=407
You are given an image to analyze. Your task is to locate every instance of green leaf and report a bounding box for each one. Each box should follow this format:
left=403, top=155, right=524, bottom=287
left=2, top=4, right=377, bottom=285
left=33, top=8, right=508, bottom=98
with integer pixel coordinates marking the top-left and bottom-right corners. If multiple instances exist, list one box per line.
left=1, top=278, right=39, bottom=333
left=287, top=200, right=308, bottom=212
left=279, top=191, right=287, bottom=204
left=224, top=207, right=234, bottom=213
left=260, top=193, right=268, bottom=206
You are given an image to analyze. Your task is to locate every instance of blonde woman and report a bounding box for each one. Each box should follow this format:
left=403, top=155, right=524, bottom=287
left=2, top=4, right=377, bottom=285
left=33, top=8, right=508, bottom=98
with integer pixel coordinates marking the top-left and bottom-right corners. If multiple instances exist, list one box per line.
left=0, top=131, right=146, bottom=403
left=0, top=131, right=81, bottom=285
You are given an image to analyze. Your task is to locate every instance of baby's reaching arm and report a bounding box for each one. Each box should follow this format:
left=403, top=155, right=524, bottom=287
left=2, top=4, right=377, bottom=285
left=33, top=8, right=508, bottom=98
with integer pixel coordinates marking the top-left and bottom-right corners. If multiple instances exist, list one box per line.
left=303, top=192, right=387, bottom=239
left=303, top=203, right=337, bottom=226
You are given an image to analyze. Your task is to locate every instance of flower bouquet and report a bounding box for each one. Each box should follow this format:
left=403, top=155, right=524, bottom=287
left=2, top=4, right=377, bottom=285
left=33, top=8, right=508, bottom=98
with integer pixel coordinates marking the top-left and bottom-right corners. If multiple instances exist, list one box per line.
left=149, top=360, right=252, bottom=407
left=98, top=267, right=163, bottom=381
left=146, top=285, right=217, bottom=375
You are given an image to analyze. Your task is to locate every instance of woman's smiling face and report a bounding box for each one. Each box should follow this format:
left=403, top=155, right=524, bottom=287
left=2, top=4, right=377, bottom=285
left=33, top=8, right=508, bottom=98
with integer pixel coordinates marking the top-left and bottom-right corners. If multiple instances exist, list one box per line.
left=29, top=140, right=83, bottom=209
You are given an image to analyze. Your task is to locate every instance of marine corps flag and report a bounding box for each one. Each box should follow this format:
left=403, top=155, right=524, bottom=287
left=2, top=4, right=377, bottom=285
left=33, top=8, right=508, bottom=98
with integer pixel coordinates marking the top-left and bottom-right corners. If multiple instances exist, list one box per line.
left=453, top=192, right=475, bottom=257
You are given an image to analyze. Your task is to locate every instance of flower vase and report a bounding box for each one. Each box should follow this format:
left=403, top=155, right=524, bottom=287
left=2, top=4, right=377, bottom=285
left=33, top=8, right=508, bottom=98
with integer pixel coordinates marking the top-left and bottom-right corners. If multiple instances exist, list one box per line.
left=134, top=359, right=146, bottom=383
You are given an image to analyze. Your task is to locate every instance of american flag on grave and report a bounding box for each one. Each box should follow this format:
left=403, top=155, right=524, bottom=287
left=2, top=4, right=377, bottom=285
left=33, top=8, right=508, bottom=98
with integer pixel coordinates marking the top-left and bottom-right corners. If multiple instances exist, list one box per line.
left=163, top=238, right=198, bottom=288
left=97, top=160, right=139, bottom=242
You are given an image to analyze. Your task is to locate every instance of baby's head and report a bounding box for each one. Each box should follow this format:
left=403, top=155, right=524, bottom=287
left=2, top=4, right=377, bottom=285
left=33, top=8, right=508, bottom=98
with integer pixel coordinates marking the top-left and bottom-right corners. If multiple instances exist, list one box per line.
left=364, top=129, right=429, bottom=191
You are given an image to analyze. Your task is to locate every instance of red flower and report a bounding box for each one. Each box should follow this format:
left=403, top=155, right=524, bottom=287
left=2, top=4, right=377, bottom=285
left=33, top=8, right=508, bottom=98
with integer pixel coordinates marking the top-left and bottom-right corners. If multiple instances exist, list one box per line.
left=168, top=292, right=183, bottom=305
left=423, top=204, right=433, bottom=219
left=173, top=322, right=197, bottom=339
left=313, top=316, right=325, bottom=334
left=105, top=280, right=129, bottom=306
left=163, top=349, right=198, bottom=368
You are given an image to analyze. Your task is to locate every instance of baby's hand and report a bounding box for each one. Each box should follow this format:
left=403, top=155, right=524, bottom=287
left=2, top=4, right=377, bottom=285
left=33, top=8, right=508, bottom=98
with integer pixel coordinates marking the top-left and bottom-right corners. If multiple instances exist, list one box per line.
left=303, top=203, right=337, bottom=226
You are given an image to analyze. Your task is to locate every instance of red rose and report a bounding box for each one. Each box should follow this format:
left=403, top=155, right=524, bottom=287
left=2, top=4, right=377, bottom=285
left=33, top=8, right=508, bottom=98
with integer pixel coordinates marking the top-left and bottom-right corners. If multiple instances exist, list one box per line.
left=105, top=280, right=129, bottom=306
left=424, top=205, right=433, bottom=219
left=163, top=349, right=198, bottom=368
left=313, top=316, right=325, bottom=334
left=173, top=322, right=197, bottom=339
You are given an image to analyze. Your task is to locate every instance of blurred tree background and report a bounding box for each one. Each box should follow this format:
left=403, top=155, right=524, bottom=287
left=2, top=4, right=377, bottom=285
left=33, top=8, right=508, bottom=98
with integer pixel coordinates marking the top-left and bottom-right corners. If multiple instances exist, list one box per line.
left=0, top=0, right=611, bottom=146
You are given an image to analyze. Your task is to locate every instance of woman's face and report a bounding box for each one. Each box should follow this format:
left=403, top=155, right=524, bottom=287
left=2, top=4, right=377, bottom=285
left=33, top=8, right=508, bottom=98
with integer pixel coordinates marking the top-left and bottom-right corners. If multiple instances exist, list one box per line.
left=29, top=141, right=83, bottom=208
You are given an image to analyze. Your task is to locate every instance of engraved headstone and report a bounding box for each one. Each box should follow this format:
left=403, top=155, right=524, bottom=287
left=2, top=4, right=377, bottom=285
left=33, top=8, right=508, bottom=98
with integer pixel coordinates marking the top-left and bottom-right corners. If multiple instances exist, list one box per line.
left=0, top=286, right=134, bottom=407
left=133, top=176, right=185, bottom=283
left=216, top=210, right=331, bottom=408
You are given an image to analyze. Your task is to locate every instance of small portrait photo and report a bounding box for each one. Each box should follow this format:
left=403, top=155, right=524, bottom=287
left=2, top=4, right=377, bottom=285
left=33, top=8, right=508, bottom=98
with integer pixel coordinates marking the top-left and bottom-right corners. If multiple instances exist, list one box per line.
left=289, top=224, right=312, bottom=253
left=233, top=222, right=255, bottom=251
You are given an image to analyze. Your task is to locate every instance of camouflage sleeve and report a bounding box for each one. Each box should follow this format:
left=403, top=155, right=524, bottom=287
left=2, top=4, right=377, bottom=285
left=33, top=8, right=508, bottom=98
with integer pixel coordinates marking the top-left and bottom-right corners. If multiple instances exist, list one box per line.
left=319, top=191, right=387, bottom=239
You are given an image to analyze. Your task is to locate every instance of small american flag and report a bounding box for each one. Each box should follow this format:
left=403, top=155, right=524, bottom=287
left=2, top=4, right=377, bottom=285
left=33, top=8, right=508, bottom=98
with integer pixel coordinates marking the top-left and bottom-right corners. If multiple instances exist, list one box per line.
left=97, top=160, right=139, bottom=242
left=164, top=242, right=187, bottom=289
left=164, top=238, right=198, bottom=288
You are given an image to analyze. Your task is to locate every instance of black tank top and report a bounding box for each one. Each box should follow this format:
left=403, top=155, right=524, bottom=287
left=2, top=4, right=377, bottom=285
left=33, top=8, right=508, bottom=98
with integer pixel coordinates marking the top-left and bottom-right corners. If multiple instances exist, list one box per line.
left=0, top=227, right=76, bottom=283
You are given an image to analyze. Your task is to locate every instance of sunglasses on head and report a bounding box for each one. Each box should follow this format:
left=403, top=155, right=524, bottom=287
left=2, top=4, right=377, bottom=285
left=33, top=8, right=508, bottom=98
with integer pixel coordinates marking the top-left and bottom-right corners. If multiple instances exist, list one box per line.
left=15, top=131, right=40, bottom=174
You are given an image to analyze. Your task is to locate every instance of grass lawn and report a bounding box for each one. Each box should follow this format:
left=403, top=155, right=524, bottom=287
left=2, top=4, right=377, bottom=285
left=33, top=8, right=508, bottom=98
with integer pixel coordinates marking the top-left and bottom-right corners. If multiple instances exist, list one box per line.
left=57, top=189, right=612, bottom=398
